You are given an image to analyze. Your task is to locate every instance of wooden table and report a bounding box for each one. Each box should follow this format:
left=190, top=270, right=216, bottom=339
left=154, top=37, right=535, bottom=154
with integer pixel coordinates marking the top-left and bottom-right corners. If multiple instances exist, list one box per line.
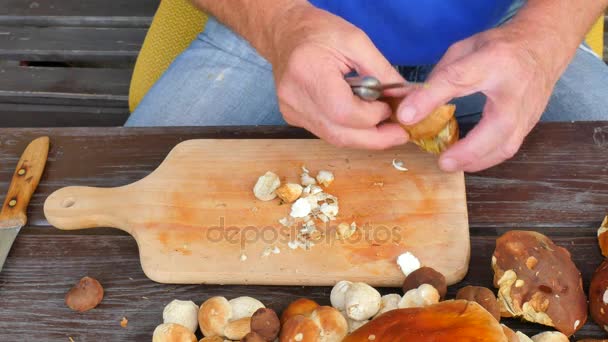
left=0, top=124, right=607, bottom=341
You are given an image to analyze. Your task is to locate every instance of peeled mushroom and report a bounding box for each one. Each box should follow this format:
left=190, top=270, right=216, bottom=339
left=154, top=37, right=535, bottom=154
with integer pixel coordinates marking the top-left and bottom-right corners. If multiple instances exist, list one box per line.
left=402, top=267, right=447, bottom=300
left=399, top=284, right=440, bottom=309
left=253, top=171, right=281, bottom=201
left=163, top=299, right=199, bottom=333
left=330, top=281, right=381, bottom=321
left=152, top=323, right=197, bottom=342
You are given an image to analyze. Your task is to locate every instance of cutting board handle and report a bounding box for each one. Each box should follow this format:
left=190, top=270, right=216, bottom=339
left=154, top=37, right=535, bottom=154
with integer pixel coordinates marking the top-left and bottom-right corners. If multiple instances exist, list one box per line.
left=44, top=186, right=130, bottom=232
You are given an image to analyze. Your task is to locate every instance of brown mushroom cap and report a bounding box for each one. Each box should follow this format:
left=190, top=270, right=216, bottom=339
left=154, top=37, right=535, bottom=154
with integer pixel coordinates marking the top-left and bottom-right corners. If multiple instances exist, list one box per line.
left=152, top=323, right=197, bottom=342
left=65, top=276, right=104, bottom=312
left=280, top=305, right=347, bottom=342
left=250, top=308, right=280, bottom=341
left=456, top=286, right=500, bottom=322
left=589, top=259, right=608, bottom=332
left=492, top=230, right=587, bottom=336
left=402, top=267, right=447, bottom=300
left=280, top=298, right=320, bottom=324
left=343, top=300, right=508, bottom=342
left=198, top=296, right=232, bottom=337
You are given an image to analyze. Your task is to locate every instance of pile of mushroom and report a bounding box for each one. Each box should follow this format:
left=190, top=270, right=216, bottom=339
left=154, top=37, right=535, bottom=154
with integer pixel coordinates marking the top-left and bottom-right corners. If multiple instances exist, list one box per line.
left=198, top=296, right=265, bottom=340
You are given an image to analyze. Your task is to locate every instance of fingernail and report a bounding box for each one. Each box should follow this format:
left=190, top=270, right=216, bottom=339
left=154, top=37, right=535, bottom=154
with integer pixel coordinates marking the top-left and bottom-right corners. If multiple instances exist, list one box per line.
left=439, top=157, right=459, bottom=172
left=398, top=106, right=416, bottom=124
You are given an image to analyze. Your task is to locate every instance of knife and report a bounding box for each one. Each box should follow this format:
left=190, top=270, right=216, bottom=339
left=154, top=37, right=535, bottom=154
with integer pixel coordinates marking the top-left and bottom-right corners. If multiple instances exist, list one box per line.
left=0, top=136, right=50, bottom=272
left=346, top=75, right=425, bottom=101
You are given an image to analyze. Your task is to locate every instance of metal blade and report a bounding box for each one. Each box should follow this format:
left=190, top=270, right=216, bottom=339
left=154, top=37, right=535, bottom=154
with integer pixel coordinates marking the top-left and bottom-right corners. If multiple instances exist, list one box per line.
left=0, top=226, right=21, bottom=272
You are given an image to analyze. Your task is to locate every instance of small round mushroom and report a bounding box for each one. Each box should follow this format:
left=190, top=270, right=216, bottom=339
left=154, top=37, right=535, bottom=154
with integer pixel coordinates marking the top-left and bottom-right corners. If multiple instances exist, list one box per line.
left=253, top=171, right=281, bottom=201
left=250, top=308, right=280, bottom=341
left=374, top=294, right=402, bottom=318
left=492, top=230, right=587, bottom=337
left=530, top=331, right=569, bottom=342
left=402, top=267, right=447, bottom=300
left=228, top=297, right=265, bottom=321
left=280, top=298, right=320, bottom=324
left=65, top=276, right=104, bottom=312
left=398, top=284, right=440, bottom=309
left=589, top=259, right=608, bottom=332
left=152, top=323, right=197, bottom=342
left=330, top=280, right=352, bottom=311
left=163, top=299, right=199, bottom=333
left=280, top=304, right=347, bottom=342
left=198, top=296, right=264, bottom=340
left=343, top=282, right=382, bottom=321
left=455, top=286, right=500, bottom=322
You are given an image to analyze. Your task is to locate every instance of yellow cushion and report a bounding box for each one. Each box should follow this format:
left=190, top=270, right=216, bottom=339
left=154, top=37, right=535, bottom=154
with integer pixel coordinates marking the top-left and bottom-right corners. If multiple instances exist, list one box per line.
left=585, top=16, right=604, bottom=58
left=128, top=0, right=207, bottom=113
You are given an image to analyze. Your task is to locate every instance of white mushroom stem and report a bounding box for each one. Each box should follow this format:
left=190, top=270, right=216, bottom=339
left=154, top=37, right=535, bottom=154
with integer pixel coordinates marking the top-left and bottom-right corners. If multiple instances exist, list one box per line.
left=398, top=284, right=440, bottom=309
left=330, top=280, right=352, bottom=311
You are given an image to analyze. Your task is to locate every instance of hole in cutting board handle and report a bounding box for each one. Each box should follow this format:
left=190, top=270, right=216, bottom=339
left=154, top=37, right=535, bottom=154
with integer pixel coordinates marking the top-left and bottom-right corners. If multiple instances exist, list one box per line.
left=61, top=197, right=76, bottom=208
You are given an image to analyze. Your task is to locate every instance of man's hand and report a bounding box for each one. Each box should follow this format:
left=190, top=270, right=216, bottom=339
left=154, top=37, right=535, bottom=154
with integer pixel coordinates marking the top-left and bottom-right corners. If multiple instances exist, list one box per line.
left=268, top=5, right=408, bottom=149
left=397, top=25, right=558, bottom=172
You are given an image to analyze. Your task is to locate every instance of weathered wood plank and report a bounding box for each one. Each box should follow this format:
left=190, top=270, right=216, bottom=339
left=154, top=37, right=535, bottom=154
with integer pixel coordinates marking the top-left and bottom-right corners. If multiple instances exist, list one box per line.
left=0, top=66, right=130, bottom=106
left=0, top=123, right=605, bottom=228
left=0, top=104, right=129, bottom=127
left=0, top=0, right=158, bottom=17
left=0, top=26, right=147, bottom=62
left=0, top=232, right=604, bottom=340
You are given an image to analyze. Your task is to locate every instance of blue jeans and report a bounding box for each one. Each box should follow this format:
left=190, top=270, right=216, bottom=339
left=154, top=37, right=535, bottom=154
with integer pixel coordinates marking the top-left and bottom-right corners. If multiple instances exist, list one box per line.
left=126, top=16, right=608, bottom=127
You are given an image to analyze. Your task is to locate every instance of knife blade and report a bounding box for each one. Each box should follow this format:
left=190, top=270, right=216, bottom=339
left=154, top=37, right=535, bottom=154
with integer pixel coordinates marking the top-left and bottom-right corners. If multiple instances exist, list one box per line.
left=0, top=136, right=50, bottom=271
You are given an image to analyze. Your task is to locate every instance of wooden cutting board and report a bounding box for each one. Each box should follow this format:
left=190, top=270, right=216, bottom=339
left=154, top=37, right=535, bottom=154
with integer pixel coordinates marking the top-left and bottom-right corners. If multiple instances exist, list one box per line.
left=44, top=139, right=469, bottom=287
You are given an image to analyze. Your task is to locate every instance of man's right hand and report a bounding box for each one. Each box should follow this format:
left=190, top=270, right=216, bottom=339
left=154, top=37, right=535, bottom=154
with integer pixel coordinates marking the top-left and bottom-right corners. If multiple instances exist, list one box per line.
left=267, top=4, right=408, bottom=149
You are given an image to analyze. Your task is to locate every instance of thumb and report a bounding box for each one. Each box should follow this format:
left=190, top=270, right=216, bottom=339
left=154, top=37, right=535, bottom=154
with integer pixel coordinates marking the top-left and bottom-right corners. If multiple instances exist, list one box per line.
left=396, top=53, right=488, bottom=125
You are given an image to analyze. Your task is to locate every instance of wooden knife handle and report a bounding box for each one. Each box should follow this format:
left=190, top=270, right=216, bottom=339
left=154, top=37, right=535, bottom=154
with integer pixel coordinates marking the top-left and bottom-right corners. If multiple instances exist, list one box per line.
left=44, top=186, right=131, bottom=232
left=0, top=136, right=49, bottom=229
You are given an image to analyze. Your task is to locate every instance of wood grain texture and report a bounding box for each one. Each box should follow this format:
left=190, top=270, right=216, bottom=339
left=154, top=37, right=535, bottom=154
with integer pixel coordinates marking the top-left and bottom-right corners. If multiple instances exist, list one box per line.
left=0, top=124, right=607, bottom=340
left=0, top=26, right=146, bottom=62
left=0, top=103, right=128, bottom=127
left=0, top=66, right=130, bottom=106
left=44, top=139, right=470, bottom=286
left=0, top=136, right=49, bottom=228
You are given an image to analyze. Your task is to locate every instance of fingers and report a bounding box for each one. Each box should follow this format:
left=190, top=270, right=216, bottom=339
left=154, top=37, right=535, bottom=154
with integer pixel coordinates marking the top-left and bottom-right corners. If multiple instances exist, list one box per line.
left=347, top=33, right=405, bottom=85
left=396, top=50, right=489, bottom=125
left=438, top=100, right=523, bottom=172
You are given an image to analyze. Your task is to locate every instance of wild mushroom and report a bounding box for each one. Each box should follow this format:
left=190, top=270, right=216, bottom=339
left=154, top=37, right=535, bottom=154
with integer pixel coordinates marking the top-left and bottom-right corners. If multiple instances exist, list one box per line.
left=281, top=298, right=320, bottom=324
left=456, top=286, right=500, bottom=322
left=280, top=299, right=347, bottom=342
left=163, top=299, right=199, bottom=333
left=152, top=323, right=197, bottom=342
left=65, top=276, right=104, bottom=313
left=250, top=308, right=280, bottom=341
left=589, top=259, right=608, bottom=332
left=374, top=294, right=402, bottom=318
left=402, top=267, right=447, bottom=300
left=492, top=231, right=587, bottom=336
left=198, top=296, right=264, bottom=340
left=342, top=300, right=508, bottom=341
left=330, top=281, right=381, bottom=321
left=398, top=284, right=440, bottom=309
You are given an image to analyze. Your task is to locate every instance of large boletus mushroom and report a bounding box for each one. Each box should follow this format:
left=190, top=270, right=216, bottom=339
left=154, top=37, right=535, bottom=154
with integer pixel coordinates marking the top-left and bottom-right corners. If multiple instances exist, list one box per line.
left=492, top=231, right=587, bottom=336
left=343, top=300, right=508, bottom=342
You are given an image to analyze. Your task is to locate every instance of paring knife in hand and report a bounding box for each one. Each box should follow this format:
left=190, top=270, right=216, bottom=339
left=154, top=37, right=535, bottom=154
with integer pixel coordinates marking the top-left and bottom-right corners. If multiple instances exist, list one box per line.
left=0, top=136, right=50, bottom=272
